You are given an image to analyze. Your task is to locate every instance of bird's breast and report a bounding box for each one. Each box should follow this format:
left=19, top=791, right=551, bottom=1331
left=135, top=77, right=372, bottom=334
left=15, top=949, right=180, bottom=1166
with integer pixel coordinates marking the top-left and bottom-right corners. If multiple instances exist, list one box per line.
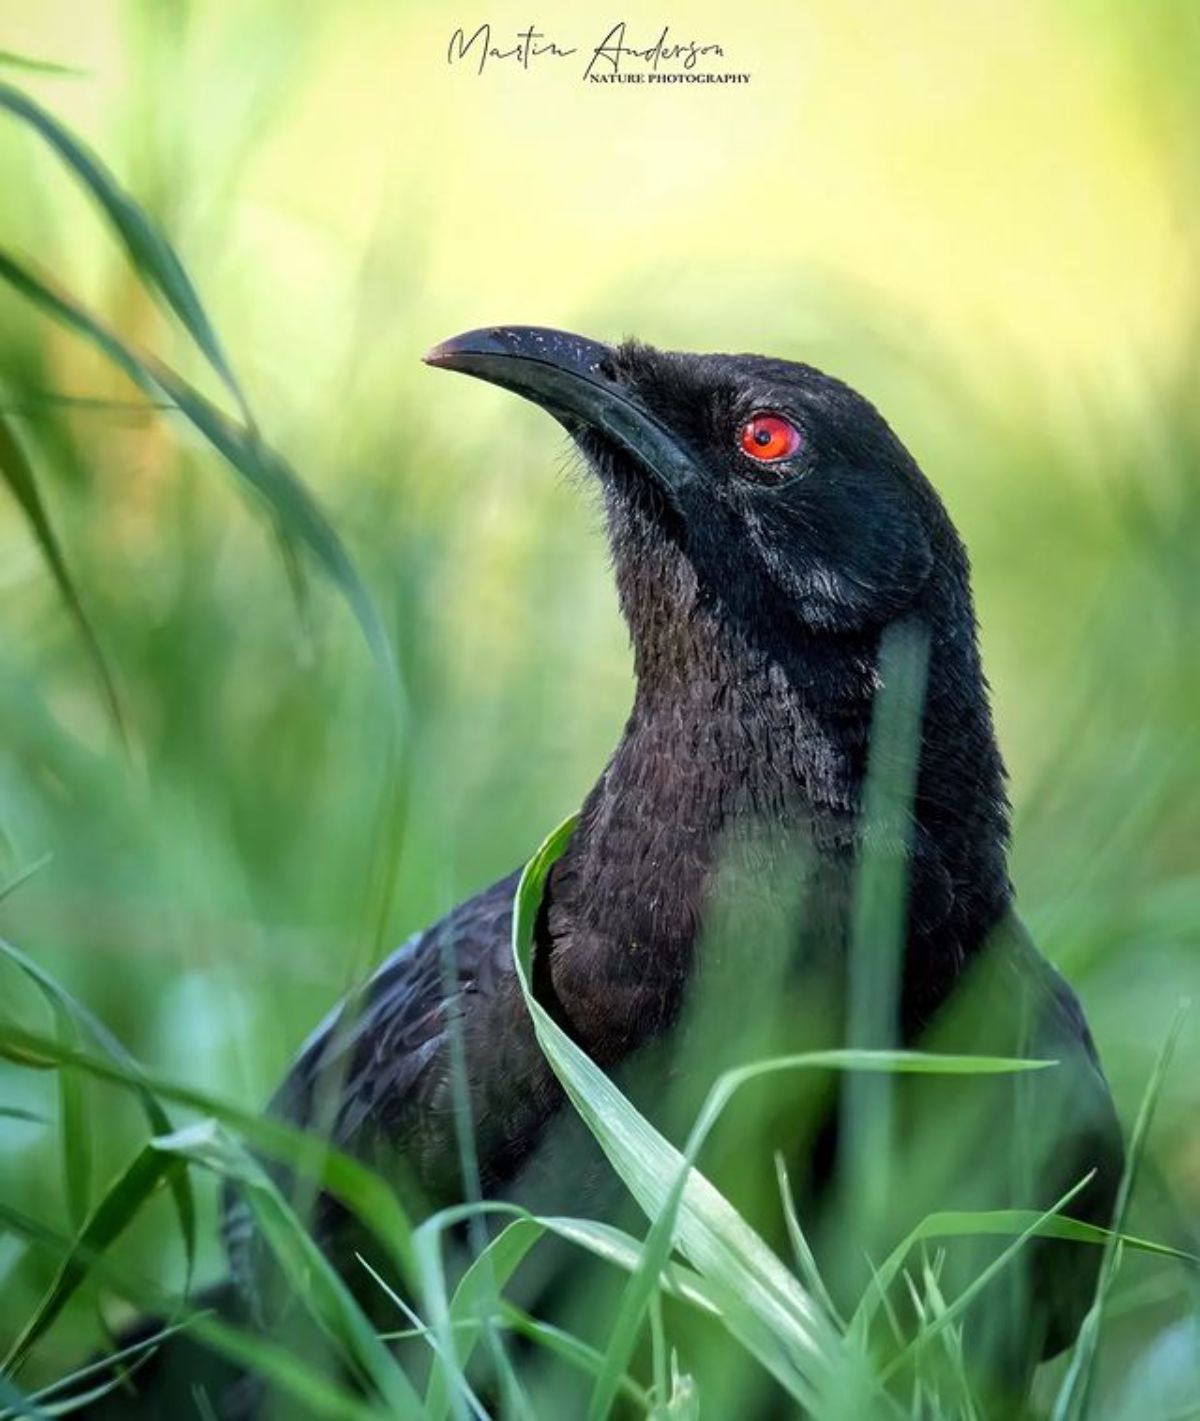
left=542, top=722, right=863, bottom=1066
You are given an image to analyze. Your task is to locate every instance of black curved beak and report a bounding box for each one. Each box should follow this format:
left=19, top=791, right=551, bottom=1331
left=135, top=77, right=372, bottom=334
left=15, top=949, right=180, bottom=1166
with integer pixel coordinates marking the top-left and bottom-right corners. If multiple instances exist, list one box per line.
left=424, top=325, right=694, bottom=497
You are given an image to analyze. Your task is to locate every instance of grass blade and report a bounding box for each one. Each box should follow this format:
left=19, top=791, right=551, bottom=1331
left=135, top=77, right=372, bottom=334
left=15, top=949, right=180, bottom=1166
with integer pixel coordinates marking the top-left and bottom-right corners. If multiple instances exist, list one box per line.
left=511, top=817, right=844, bottom=1413
left=500, top=1303, right=652, bottom=1411
left=849, top=1203, right=1197, bottom=1349
left=22, top=1315, right=197, bottom=1412
left=0, top=250, right=398, bottom=696
left=587, top=1046, right=1043, bottom=1421
left=0, top=1018, right=419, bottom=1291
left=513, top=820, right=1059, bottom=1418
left=0, top=53, right=85, bottom=78
left=0, top=1198, right=386, bottom=1421
left=0, top=1374, right=45, bottom=1420
left=841, top=622, right=928, bottom=1236
left=775, top=1154, right=845, bottom=1331
left=2, top=1144, right=183, bottom=1373
left=0, top=857, right=51, bottom=906
left=54, top=1017, right=91, bottom=1235
left=586, top=1145, right=694, bottom=1420
left=0, top=81, right=249, bottom=423
left=423, top=1215, right=542, bottom=1420
left=1051, top=1003, right=1190, bottom=1421
left=0, top=412, right=126, bottom=739
left=0, top=938, right=195, bottom=1298
left=0, top=1106, right=45, bottom=1124
left=407, top=1198, right=818, bottom=1413
left=150, top=1120, right=424, bottom=1420
left=880, top=1172, right=1096, bottom=1380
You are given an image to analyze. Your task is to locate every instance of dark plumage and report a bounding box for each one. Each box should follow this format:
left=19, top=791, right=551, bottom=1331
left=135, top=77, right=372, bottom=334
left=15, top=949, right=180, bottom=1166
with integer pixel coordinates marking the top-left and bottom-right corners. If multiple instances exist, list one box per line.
left=96, top=329, right=1126, bottom=1413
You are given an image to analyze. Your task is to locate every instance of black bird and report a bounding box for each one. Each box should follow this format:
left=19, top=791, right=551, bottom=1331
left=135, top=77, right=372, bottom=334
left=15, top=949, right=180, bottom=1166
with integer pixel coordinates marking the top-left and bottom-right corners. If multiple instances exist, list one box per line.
left=102, top=329, right=1126, bottom=1413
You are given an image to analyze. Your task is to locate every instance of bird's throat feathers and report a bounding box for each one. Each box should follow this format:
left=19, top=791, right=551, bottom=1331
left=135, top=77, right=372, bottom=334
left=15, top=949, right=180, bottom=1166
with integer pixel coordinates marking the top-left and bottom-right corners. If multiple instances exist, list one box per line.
left=551, top=484, right=1012, bottom=1041
left=598, top=496, right=881, bottom=863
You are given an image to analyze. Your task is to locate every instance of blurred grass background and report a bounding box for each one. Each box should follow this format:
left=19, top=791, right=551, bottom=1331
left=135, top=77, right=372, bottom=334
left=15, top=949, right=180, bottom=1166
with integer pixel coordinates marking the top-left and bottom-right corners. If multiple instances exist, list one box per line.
left=0, top=0, right=1197, bottom=1403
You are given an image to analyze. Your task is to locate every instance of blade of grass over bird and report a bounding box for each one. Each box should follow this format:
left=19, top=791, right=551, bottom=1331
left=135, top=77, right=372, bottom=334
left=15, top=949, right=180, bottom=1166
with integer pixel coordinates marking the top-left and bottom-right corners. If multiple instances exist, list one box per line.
left=150, top=1121, right=425, bottom=1419
left=510, top=818, right=1076, bottom=1418
left=1051, top=1002, right=1190, bottom=1421
left=879, top=1172, right=1095, bottom=1381
left=840, top=621, right=929, bottom=1238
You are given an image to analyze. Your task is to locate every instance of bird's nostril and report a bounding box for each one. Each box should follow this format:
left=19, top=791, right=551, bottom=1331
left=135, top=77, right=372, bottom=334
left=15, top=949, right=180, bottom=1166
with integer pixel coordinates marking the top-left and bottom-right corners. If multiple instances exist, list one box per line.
left=597, top=356, right=619, bottom=382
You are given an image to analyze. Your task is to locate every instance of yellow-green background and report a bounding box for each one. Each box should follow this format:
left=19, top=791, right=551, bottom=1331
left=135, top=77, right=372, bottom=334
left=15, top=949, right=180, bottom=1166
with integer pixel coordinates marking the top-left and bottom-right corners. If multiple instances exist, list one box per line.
left=1, top=0, right=1197, bottom=1400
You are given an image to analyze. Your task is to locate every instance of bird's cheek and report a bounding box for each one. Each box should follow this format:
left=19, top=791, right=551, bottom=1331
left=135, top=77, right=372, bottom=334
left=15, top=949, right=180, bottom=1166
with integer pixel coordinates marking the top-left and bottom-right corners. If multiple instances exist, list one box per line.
left=867, top=522, right=934, bottom=602
left=838, top=525, right=935, bottom=620
left=735, top=516, right=825, bottom=620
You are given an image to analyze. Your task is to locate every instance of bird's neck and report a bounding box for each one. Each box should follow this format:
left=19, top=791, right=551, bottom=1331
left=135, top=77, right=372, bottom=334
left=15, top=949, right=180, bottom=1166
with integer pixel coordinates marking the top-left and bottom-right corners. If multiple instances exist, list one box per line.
left=566, top=597, right=876, bottom=920
left=545, top=518, right=1012, bottom=1055
left=586, top=508, right=887, bottom=854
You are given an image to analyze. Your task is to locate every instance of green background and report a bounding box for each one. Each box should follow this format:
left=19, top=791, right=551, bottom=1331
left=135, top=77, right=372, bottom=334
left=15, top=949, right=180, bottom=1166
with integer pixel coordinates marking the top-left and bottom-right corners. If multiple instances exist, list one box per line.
left=0, top=0, right=1197, bottom=1407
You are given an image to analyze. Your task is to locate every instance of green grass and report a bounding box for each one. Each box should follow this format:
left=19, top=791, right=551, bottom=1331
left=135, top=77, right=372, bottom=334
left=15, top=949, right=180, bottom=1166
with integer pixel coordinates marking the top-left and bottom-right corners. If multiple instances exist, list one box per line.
left=0, top=826, right=1191, bottom=1418
left=2, top=13, right=1200, bottom=1415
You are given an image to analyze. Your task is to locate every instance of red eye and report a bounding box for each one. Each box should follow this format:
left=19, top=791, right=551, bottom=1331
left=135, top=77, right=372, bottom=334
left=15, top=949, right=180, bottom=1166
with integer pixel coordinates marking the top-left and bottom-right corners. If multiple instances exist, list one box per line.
left=739, top=413, right=802, bottom=463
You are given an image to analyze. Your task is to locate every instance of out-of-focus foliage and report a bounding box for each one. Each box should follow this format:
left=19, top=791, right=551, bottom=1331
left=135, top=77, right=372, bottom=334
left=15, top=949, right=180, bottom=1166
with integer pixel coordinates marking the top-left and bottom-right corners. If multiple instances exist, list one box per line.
left=0, top=0, right=1197, bottom=1408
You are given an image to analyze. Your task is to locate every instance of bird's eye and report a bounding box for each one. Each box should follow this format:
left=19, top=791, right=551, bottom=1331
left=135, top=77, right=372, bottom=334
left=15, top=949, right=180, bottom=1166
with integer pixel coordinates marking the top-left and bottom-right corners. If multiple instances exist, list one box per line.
left=739, top=413, right=802, bottom=465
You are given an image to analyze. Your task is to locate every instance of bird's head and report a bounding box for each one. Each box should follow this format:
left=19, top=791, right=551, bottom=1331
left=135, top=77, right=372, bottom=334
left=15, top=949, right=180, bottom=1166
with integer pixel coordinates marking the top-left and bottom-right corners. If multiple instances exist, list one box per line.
left=426, top=326, right=1011, bottom=993
left=425, top=326, right=969, bottom=678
